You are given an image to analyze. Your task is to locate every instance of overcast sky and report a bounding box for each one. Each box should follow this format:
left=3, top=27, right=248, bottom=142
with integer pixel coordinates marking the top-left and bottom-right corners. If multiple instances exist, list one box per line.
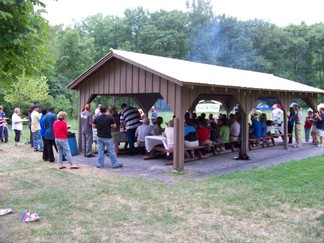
left=43, top=0, right=323, bottom=27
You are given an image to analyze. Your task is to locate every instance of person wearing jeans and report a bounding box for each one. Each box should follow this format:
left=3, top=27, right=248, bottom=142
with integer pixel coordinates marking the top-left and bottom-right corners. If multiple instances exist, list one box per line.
left=287, top=107, right=295, bottom=144
left=80, top=103, right=95, bottom=157
left=304, top=110, right=313, bottom=143
left=53, top=111, right=79, bottom=169
left=93, top=106, right=122, bottom=169
left=31, top=105, right=43, bottom=152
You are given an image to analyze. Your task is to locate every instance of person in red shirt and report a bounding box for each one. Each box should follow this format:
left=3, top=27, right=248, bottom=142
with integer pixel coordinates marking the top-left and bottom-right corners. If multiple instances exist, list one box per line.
left=304, top=110, right=313, bottom=143
left=196, top=121, right=214, bottom=151
left=53, top=111, right=79, bottom=169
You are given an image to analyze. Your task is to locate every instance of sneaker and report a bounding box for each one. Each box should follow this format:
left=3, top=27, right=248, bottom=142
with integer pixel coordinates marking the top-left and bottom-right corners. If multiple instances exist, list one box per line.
left=113, top=164, right=123, bottom=169
left=317, top=144, right=324, bottom=147
left=96, top=165, right=103, bottom=169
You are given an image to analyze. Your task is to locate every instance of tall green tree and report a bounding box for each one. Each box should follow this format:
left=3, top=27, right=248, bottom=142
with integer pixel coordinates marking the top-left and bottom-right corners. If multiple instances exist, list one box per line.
left=0, top=0, right=51, bottom=87
left=55, top=28, right=95, bottom=82
left=309, top=24, right=324, bottom=91
left=4, top=72, right=49, bottom=111
left=140, top=10, right=189, bottom=58
left=122, top=7, right=149, bottom=52
left=75, top=14, right=124, bottom=62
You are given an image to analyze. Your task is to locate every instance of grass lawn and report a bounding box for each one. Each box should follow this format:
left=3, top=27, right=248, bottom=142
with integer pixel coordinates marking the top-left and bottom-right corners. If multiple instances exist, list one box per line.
left=0, top=132, right=323, bottom=242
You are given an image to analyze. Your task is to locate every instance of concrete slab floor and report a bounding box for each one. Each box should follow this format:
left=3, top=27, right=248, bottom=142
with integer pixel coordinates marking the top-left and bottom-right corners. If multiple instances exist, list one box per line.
left=73, top=139, right=324, bottom=183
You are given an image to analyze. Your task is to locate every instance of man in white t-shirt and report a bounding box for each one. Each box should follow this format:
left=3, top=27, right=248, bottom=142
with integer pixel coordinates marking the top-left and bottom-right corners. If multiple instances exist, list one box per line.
left=271, top=104, right=284, bottom=133
left=31, top=105, right=43, bottom=152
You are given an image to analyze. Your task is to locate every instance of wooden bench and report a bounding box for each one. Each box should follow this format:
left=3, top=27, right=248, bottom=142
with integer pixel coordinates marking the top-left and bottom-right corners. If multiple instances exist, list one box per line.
left=212, top=140, right=240, bottom=153
left=143, top=144, right=168, bottom=160
left=228, top=140, right=240, bottom=152
left=164, top=145, right=210, bottom=165
left=249, top=136, right=274, bottom=150
left=269, top=133, right=291, bottom=145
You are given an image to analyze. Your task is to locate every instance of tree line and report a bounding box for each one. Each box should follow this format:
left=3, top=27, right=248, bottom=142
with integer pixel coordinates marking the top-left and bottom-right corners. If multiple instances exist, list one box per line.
left=1, top=0, right=323, bottom=117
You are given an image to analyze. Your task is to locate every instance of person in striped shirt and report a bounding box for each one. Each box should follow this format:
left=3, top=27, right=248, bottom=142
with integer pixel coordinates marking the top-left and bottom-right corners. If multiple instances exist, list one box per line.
left=120, top=103, right=141, bottom=155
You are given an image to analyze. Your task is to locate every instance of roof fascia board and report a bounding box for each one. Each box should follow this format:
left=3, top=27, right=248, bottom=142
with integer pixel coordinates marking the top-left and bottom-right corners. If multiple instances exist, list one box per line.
left=67, top=52, right=114, bottom=89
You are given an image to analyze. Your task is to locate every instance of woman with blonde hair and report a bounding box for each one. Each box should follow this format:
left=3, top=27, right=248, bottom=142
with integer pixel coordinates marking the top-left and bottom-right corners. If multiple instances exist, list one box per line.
left=53, top=111, right=79, bottom=169
left=12, top=108, right=28, bottom=147
left=162, top=120, right=174, bottom=153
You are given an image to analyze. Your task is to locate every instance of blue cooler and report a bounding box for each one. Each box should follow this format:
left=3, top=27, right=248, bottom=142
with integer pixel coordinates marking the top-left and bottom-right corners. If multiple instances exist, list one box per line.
left=67, top=132, right=78, bottom=156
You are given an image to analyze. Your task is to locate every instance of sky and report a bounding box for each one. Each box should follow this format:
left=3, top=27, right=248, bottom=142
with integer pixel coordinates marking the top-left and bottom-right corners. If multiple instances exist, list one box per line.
left=43, top=0, right=323, bottom=27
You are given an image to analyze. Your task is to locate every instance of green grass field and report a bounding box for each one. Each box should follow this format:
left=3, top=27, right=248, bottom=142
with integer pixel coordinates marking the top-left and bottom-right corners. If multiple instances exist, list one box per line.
left=0, top=134, right=323, bottom=242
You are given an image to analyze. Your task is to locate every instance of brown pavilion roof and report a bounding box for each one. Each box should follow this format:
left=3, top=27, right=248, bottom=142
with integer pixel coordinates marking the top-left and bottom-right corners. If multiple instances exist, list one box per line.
left=68, top=49, right=324, bottom=94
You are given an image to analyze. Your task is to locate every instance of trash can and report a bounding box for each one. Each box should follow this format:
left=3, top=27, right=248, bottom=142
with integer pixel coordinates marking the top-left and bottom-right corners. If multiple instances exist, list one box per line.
left=67, top=132, right=78, bottom=156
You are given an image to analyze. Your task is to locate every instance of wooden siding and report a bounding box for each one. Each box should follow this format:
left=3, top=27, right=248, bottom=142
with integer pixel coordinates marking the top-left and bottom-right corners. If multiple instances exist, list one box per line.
left=75, top=55, right=321, bottom=169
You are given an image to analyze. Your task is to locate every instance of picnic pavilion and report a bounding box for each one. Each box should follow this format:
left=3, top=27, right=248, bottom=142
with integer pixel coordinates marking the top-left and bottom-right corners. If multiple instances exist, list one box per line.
left=67, top=49, right=324, bottom=169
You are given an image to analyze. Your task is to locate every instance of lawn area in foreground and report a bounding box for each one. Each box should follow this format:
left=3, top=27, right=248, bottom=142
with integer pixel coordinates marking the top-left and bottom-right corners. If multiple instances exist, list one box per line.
left=0, top=143, right=323, bottom=242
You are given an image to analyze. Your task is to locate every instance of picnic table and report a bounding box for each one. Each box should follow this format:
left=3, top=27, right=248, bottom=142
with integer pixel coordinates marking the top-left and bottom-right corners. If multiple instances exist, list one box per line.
left=145, top=135, right=166, bottom=153
left=143, top=135, right=210, bottom=164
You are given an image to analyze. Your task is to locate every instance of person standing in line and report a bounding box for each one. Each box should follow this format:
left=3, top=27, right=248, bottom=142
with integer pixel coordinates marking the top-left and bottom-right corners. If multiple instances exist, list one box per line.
left=31, top=105, right=43, bottom=152
left=119, top=103, right=141, bottom=155
left=11, top=108, right=28, bottom=147
left=0, top=106, right=7, bottom=144
left=28, top=106, right=33, bottom=147
left=94, top=104, right=101, bottom=118
left=311, top=110, right=318, bottom=145
left=138, top=108, right=145, bottom=121
left=314, top=107, right=324, bottom=147
left=53, top=111, right=79, bottom=169
left=44, top=107, right=58, bottom=163
left=149, top=106, right=158, bottom=124
left=304, top=110, right=313, bottom=143
left=287, top=107, right=296, bottom=144
left=80, top=103, right=95, bottom=158
left=93, top=106, right=122, bottom=169
left=271, top=104, right=284, bottom=133
left=294, top=104, right=303, bottom=148
left=40, top=108, right=48, bottom=160
left=109, top=105, right=121, bottom=156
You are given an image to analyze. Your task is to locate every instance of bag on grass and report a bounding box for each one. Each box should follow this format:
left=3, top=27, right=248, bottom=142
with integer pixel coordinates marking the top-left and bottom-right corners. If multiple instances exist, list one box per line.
left=234, top=151, right=250, bottom=160
left=20, top=210, right=41, bottom=222
left=0, top=208, right=13, bottom=216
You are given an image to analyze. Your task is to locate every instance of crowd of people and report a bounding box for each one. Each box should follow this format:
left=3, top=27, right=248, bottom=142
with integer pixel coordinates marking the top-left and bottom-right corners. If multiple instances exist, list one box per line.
left=249, top=104, right=324, bottom=148
left=0, top=102, right=323, bottom=165
left=0, top=105, right=79, bottom=169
